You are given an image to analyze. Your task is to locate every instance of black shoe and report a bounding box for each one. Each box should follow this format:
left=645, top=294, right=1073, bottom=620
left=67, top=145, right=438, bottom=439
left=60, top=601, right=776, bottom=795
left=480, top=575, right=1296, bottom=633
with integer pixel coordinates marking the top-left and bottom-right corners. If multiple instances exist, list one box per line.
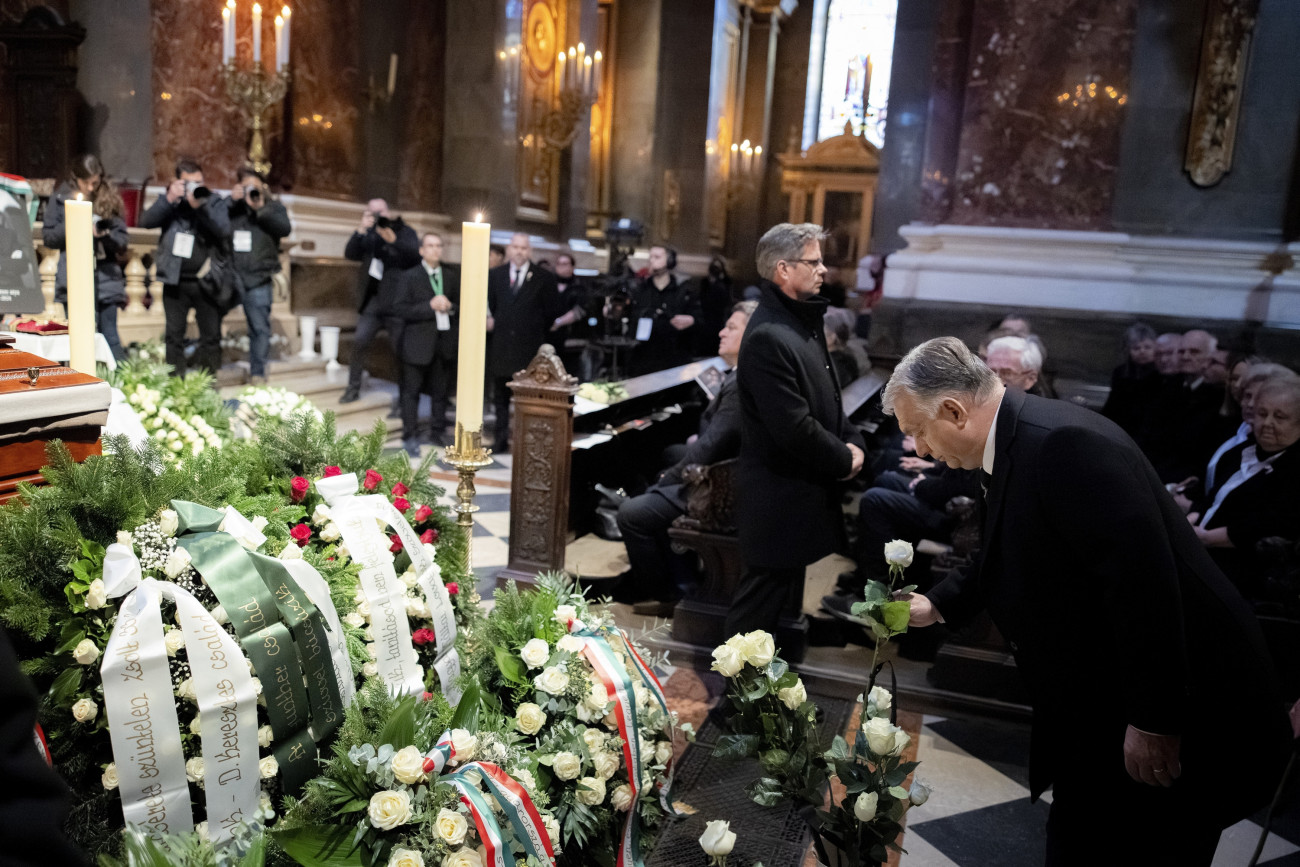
left=594, top=483, right=629, bottom=507
left=339, top=387, right=361, bottom=404
left=402, top=440, right=421, bottom=457
left=593, top=507, right=622, bottom=541
left=821, top=593, right=870, bottom=625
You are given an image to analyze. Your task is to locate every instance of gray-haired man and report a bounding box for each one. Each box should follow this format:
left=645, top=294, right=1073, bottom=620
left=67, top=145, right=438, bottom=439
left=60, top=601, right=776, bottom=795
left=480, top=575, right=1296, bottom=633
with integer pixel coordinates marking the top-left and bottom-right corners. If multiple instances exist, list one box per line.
left=886, top=336, right=1288, bottom=866
left=727, top=223, right=865, bottom=645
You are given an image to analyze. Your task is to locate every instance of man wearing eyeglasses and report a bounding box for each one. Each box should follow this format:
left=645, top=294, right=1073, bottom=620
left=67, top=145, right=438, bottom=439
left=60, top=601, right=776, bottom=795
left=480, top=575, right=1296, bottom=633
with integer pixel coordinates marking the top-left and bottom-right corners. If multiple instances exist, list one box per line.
left=728, top=222, right=866, bottom=646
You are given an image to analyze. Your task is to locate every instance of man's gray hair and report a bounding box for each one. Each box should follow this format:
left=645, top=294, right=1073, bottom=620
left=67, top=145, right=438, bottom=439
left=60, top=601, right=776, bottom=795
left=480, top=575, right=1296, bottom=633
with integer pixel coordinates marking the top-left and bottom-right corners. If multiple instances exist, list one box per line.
left=882, top=336, right=1002, bottom=417
left=986, top=335, right=1043, bottom=373
left=755, top=222, right=827, bottom=280
left=733, top=299, right=758, bottom=319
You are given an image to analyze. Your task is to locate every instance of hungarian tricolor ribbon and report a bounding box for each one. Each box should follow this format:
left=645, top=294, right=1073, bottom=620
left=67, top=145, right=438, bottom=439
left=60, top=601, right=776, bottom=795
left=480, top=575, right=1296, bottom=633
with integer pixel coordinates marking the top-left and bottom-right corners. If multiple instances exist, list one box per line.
left=445, top=761, right=555, bottom=867
left=618, top=633, right=682, bottom=816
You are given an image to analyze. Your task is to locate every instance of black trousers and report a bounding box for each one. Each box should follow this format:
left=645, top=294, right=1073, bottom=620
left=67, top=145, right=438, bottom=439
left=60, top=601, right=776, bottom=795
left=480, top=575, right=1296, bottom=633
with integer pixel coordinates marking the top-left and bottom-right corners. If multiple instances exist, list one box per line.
left=347, top=311, right=403, bottom=391
left=617, top=490, right=692, bottom=602
left=492, top=375, right=512, bottom=448
left=724, top=565, right=805, bottom=636
left=162, top=278, right=222, bottom=376
left=841, top=472, right=951, bottom=594
left=400, top=356, right=451, bottom=441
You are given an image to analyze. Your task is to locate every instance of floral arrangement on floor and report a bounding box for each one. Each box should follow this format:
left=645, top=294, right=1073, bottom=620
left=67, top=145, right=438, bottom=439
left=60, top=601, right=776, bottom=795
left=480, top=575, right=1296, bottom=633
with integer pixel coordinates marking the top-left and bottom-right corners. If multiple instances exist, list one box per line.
left=221, top=330, right=291, bottom=363
left=464, top=574, right=684, bottom=867
left=575, top=382, right=629, bottom=405
left=235, top=385, right=323, bottom=428
left=107, top=350, right=232, bottom=460
left=273, top=681, right=556, bottom=867
left=708, top=541, right=929, bottom=867
left=0, top=412, right=469, bottom=863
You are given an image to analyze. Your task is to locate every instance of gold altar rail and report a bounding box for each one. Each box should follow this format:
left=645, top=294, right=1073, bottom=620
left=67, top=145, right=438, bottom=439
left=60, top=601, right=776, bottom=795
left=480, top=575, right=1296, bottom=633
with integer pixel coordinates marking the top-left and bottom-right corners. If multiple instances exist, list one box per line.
left=30, top=224, right=296, bottom=348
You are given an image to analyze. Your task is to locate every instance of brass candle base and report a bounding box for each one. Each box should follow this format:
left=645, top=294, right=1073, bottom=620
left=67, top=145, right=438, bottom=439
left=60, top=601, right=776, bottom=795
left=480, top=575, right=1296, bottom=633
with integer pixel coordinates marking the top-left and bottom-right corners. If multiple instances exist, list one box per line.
left=441, top=423, right=494, bottom=576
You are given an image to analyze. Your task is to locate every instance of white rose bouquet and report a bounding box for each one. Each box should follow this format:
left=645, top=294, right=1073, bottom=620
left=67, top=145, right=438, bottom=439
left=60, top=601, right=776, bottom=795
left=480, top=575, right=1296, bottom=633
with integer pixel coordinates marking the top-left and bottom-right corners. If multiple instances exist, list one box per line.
left=465, top=574, right=683, bottom=865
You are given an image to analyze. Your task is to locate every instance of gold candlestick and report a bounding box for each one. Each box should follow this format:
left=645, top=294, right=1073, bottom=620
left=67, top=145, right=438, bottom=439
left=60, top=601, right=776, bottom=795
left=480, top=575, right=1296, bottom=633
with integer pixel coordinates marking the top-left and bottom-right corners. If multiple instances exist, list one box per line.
left=222, top=63, right=291, bottom=175
left=442, top=423, right=494, bottom=576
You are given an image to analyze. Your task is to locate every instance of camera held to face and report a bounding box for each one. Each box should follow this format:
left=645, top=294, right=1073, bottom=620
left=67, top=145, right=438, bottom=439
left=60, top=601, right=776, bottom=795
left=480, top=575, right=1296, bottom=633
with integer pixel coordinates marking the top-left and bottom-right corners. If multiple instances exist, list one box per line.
left=185, top=180, right=211, bottom=200
left=375, top=215, right=393, bottom=230
left=246, top=185, right=262, bottom=203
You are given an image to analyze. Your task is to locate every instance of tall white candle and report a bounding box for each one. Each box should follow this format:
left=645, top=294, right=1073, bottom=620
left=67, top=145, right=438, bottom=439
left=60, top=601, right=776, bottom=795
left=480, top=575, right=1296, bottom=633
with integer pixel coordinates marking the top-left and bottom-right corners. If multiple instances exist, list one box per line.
left=252, top=3, right=262, bottom=67
left=593, top=50, right=602, bottom=95
left=281, top=6, right=291, bottom=68
left=387, top=53, right=398, bottom=97
left=582, top=56, right=592, bottom=97
left=64, top=199, right=96, bottom=376
left=222, top=6, right=233, bottom=64
left=455, top=218, right=491, bottom=437
left=274, top=15, right=283, bottom=69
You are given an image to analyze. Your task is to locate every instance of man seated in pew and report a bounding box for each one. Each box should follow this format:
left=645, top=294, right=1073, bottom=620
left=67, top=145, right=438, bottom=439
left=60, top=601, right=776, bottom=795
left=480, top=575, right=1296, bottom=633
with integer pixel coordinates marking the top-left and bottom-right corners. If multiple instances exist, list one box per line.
left=984, top=334, right=1051, bottom=398
left=614, top=301, right=756, bottom=616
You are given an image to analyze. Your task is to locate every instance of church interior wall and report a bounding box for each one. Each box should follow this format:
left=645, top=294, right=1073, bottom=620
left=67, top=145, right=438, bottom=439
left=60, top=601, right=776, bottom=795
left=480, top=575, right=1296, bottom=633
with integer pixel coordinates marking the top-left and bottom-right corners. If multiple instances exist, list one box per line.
left=70, top=0, right=152, bottom=184
left=607, top=0, right=662, bottom=237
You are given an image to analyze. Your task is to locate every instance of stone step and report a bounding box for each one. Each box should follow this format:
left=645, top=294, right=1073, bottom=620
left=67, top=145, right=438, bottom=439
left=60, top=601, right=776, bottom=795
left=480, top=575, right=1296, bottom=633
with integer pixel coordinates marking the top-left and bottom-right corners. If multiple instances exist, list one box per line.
left=215, top=356, right=331, bottom=387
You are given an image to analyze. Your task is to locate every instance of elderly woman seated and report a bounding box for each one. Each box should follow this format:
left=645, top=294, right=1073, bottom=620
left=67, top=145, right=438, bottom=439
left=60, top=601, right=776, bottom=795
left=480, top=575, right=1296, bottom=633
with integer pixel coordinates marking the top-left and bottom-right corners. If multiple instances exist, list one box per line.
left=1199, top=362, right=1299, bottom=493
left=1189, top=376, right=1300, bottom=597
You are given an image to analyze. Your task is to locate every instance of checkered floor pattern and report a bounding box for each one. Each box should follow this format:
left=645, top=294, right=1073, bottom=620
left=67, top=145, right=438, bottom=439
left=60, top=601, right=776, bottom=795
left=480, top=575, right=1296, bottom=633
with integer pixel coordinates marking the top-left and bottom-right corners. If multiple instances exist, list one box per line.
left=900, top=715, right=1300, bottom=866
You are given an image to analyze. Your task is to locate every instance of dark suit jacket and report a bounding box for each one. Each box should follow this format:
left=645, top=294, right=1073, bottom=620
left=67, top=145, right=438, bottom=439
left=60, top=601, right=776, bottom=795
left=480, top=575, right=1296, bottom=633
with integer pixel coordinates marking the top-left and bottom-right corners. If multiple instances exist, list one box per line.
left=1196, top=440, right=1300, bottom=587
left=628, top=274, right=702, bottom=376
left=736, top=280, right=866, bottom=568
left=927, top=389, right=1289, bottom=822
left=391, top=263, right=461, bottom=366
left=654, top=370, right=742, bottom=510
left=343, top=220, right=420, bottom=314
left=487, top=261, right=560, bottom=378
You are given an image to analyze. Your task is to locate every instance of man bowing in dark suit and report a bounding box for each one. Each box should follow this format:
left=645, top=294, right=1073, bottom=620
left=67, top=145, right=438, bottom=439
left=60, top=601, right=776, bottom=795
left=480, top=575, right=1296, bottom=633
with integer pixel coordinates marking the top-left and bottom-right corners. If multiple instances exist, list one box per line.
left=392, top=232, right=460, bottom=455
left=487, top=232, right=560, bottom=452
left=886, top=336, right=1290, bottom=867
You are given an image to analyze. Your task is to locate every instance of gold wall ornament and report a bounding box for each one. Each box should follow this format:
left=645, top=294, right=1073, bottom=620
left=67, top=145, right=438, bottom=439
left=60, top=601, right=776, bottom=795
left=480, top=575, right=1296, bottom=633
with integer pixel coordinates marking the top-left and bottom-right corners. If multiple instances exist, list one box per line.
left=223, top=63, right=291, bottom=175
left=1184, top=0, right=1259, bottom=187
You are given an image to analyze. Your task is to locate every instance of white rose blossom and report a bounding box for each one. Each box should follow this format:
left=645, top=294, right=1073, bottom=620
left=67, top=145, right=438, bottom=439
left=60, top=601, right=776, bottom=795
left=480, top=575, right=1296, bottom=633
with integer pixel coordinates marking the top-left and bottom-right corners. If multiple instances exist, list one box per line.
left=311, top=504, right=333, bottom=526
left=584, top=681, right=609, bottom=710
left=655, top=740, right=674, bottom=765
left=391, top=745, right=426, bottom=785
left=441, top=848, right=482, bottom=867
left=368, top=789, right=413, bottom=831
left=534, top=666, right=570, bottom=695
left=344, top=612, right=366, bottom=628
left=699, top=820, right=736, bottom=857
left=260, top=756, right=278, bottom=778
left=575, top=775, right=606, bottom=806
left=278, top=542, right=303, bottom=561
left=552, top=751, right=582, bottom=781
left=72, top=638, right=100, bottom=665
left=581, top=728, right=605, bottom=752
left=516, top=702, right=547, bottom=735
left=435, top=807, right=469, bottom=845
left=450, top=728, right=479, bottom=761
left=710, top=642, right=744, bottom=677
left=258, top=725, right=273, bottom=748
left=320, top=523, right=342, bottom=543
left=177, top=678, right=197, bottom=702
left=164, top=629, right=186, bottom=657
left=866, top=685, right=892, bottom=718
left=362, top=662, right=379, bottom=678
left=592, top=750, right=620, bottom=781
left=557, top=634, right=585, bottom=654
left=72, top=698, right=98, bottom=723
left=163, top=547, right=193, bottom=579
left=863, top=717, right=907, bottom=757
left=553, top=604, right=578, bottom=625
left=388, top=848, right=425, bottom=867
left=543, top=814, right=561, bottom=845
left=101, top=763, right=119, bottom=790
left=910, top=780, right=932, bottom=806
left=116, top=531, right=133, bottom=548
left=611, top=783, right=634, bottom=811
left=854, top=791, right=879, bottom=822
left=884, top=539, right=914, bottom=568
left=158, top=509, right=179, bottom=537
left=740, top=630, right=775, bottom=667
left=520, top=638, right=551, bottom=669
left=777, top=678, right=807, bottom=711
left=514, top=767, right=537, bottom=794
left=85, top=578, right=107, bottom=610
left=186, top=757, right=205, bottom=783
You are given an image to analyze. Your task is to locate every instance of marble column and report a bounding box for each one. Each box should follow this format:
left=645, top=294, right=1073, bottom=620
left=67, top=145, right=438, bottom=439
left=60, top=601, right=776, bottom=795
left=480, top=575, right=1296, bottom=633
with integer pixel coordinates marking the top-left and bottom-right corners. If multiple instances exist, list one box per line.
left=442, top=1, right=515, bottom=227
left=608, top=0, right=662, bottom=234
left=945, top=0, right=1138, bottom=230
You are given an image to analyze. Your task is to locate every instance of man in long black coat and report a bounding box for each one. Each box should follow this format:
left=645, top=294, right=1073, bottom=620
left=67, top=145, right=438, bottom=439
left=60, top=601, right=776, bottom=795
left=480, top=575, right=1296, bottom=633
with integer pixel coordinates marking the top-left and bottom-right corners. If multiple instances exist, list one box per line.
left=487, top=232, right=560, bottom=452
left=390, top=231, right=460, bottom=454
left=889, top=336, right=1291, bottom=866
left=729, top=223, right=866, bottom=636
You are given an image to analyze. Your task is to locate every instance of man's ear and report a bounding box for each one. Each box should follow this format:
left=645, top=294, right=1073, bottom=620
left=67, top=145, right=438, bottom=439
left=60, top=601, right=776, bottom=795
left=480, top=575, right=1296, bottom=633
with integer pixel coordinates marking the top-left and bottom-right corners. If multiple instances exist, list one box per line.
left=1025, top=370, right=1040, bottom=388
left=940, top=397, right=968, bottom=427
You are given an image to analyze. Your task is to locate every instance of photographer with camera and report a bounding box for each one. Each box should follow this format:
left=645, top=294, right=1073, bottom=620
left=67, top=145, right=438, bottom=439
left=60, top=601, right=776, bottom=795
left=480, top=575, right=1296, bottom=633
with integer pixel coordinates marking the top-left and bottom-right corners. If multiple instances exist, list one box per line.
left=139, top=158, right=232, bottom=375
left=41, top=154, right=131, bottom=361
left=341, top=197, right=420, bottom=403
left=225, top=166, right=291, bottom=385
left=628, top=244, right=701, bottom=376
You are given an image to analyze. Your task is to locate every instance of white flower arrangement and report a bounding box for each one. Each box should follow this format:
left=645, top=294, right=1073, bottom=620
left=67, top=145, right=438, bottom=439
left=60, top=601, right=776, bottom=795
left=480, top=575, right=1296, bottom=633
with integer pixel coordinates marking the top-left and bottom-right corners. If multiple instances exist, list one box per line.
left=235, top=385, right=323, bottom=425
left=127, top=384, right=224, bottom=461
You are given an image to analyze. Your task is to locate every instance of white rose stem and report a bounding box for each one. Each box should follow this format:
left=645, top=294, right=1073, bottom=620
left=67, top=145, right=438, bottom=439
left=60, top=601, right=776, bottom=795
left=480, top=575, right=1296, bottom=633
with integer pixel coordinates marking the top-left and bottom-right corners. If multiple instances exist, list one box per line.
left=317, top=474, right=424, bottom=694
left=158, top=579, right=260, bottom=845
left=279, top=558, right=356, bottom=707
left=101, top=579, right=193, bottom=840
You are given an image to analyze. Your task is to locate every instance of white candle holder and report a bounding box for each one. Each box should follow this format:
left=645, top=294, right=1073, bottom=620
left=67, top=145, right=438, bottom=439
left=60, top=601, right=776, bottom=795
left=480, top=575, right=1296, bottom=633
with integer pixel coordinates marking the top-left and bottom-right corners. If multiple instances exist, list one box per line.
left=318, top=325, right=341, bottom=372
left=297, top=315, right=318, bottom=360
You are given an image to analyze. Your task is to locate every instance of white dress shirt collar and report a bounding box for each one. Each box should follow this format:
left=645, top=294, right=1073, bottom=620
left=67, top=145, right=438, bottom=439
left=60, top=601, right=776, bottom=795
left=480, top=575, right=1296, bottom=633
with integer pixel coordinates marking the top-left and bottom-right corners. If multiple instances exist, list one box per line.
left=982, top=389, right=1006, bottom=475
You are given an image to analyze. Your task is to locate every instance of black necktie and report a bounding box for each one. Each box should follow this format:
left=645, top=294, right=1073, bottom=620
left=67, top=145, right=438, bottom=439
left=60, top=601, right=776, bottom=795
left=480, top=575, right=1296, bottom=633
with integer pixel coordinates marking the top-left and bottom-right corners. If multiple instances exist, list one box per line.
left=979, top=469, right=992, bottom=499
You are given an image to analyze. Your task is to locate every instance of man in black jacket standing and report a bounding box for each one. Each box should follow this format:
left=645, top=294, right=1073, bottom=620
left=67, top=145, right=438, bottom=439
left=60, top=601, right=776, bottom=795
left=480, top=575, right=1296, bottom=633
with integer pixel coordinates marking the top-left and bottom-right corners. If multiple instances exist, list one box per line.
left=890, top=337, right=1291, bottom=866
left=139, top=158, right=231, bottom=375
left=226, top=167, right=291, bottom=384
left=486, top=232, right=559, bottom=452
left=391, top=232, right=460, bottom=454
left=628, top=244, right=701, bottom=376
left=341, top=198, right=420, bottom=403
left=729, top=223, right=866, bottom=638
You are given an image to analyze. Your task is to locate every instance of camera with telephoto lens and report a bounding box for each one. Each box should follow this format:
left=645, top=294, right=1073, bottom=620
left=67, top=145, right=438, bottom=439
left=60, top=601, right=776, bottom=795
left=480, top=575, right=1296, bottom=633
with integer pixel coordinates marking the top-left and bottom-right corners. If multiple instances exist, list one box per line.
left=375, top=215, right=393, bottom=230
left=184, top=180, right=211, bottom=200
left=95, top=217, right=111, bottom=232
left=246, top=186, right=261, bottom=203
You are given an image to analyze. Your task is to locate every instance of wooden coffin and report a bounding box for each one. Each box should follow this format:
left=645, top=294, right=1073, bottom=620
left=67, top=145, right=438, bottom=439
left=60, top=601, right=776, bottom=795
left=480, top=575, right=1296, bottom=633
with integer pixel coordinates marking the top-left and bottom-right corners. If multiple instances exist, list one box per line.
left=0, top=335, right=111, bottom=503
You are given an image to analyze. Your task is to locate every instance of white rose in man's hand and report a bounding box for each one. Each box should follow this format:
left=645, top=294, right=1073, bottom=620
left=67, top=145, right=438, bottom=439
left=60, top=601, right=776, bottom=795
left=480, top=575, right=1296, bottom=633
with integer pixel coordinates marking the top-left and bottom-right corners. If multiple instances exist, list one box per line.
left=884, top=539, right=915, bottom=568
left=552, top=751, right=582, bottom=780
left=699, top=819, right=737, bottom=856
left=520, top=638, right=550, bottom=669
left=368, top=789, right=413, bottom=830
left=391, top=745, right=425, bottom=785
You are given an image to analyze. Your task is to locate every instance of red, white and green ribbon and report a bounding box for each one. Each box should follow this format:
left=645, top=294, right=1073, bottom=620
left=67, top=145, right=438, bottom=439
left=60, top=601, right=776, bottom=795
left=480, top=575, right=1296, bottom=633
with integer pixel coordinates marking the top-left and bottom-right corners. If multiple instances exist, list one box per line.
left=421, top=729, right=455, bottom=775
left=618, top=633, right=681, bottom=816
left=579, top=630, right=645, bottom=867
left=445, top=761, right=555, bottom=866
left=445, top=769, right=506, bottom=867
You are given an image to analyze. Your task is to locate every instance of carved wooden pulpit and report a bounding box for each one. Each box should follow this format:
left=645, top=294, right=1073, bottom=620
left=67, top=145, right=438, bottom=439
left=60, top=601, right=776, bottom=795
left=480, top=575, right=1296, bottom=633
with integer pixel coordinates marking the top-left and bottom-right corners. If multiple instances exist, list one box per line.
left=499, top=345, right=579, bottom=586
